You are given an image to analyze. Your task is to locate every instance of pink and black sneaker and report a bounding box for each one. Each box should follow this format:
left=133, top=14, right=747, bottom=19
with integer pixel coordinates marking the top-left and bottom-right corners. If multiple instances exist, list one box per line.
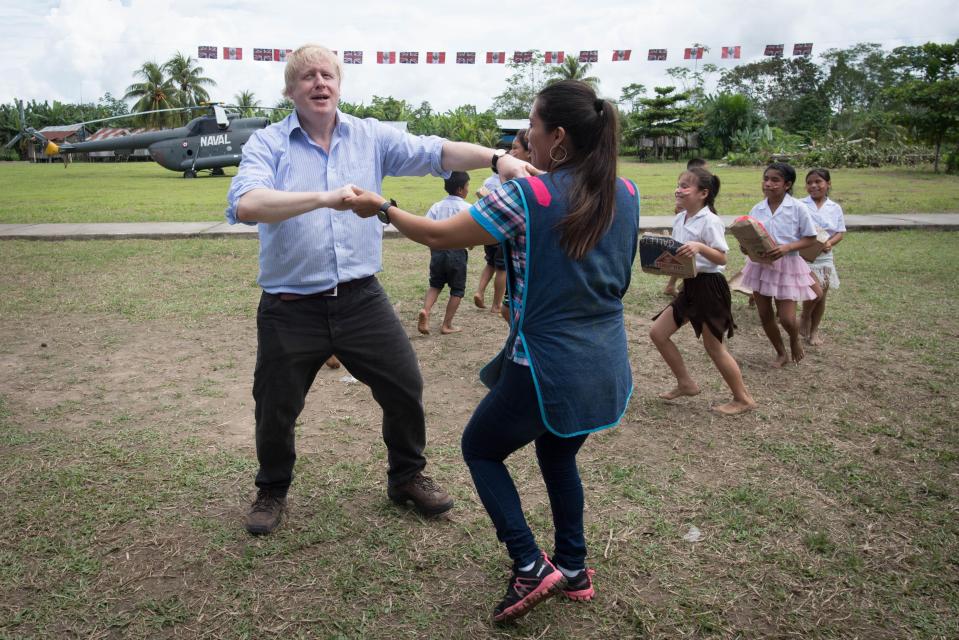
left=560, top=567, right=596, bottom=601
left=492, top=552, right=566, bottom=623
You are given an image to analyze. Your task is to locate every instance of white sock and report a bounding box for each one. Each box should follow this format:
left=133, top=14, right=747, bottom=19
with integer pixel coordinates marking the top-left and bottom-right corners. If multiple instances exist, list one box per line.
left=517, top=561, right=535, bottom=572
left=558, top=564, right=583, bottom=578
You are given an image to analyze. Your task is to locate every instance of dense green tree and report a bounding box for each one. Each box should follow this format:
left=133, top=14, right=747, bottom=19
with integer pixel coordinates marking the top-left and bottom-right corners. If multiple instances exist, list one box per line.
left=492, top=50, right=548, bottom=118
left=626, top=86, right=702, bottom=159
left=618, top=83, right=647, bottom=112
left=885, top=40, right=959, bottom=171
left=699, top=93, right=763, bottom=156
left=123, top=62, right=179, bottom=127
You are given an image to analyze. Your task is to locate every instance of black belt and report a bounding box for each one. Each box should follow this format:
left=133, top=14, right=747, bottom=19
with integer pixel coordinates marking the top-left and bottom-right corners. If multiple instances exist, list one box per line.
left=275, top=275, right=375, bottom=301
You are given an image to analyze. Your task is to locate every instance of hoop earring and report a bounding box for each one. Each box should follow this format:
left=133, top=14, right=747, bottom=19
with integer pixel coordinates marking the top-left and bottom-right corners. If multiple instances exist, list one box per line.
left=548, top=145, right=568, bottom=166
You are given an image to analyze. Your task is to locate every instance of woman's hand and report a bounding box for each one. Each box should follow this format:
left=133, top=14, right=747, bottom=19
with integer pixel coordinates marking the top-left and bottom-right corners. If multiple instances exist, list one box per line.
left=345, top=186, right=386, bottom=218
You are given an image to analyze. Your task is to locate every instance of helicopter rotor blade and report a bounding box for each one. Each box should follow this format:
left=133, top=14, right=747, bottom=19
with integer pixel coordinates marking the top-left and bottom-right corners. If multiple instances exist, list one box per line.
left=4, top=133, right=23, bottom=149
left=70, top=105, right=208, bottom=128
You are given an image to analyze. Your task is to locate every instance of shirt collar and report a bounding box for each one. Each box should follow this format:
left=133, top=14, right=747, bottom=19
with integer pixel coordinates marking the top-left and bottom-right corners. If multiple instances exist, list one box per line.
left=684, top=207, right=710, bottom=223
left=285, top=109, right=350, bottom=141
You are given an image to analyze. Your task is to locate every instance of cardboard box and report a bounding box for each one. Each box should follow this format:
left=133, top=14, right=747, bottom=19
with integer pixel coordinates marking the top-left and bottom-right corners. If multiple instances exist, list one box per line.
left=729, top=216, right=777, bottom=263
left=799, top=226, right=831, bottom=262
left=639, top=233, right=697, bottom=278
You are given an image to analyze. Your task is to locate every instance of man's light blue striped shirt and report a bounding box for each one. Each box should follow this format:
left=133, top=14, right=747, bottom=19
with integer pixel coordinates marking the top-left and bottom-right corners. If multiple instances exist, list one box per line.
left=226, top=110, right=448, bottom=294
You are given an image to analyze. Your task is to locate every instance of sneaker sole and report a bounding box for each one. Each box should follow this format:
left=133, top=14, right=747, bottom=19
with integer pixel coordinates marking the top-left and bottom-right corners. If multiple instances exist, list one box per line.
left=492, top=572, right=566, bottom=623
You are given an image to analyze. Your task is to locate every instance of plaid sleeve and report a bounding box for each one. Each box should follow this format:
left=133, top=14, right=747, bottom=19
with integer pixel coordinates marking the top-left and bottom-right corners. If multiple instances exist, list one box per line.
left=468, top=179, right=526, bottom=242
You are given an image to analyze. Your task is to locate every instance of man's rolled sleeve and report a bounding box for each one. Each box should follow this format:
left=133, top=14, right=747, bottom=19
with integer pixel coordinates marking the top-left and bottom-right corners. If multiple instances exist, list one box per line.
left=225, top=130, right=279, bottom=225
left=377, top=121, right=449, bottom=179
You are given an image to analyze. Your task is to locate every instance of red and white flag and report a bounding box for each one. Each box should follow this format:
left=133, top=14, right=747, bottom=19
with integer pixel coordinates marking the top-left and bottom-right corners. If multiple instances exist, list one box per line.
left=377, top=51, right=396, bottom=64
left=344, top=50, right=363, bottom=64
left=223, top=47, right=242, bottom=61
left=456, top=51, right=476, bottom=64
left=579, top=50, right=598, bottom=63
left=684, top=47, right=704, bottom=60
left=274, top=49, right=292, bottom=62
left=544, top=51, right=565, bottom=64
left=721, top=46, right=741, bottom=59
left=611, top=49, right=631, bottom=62
left=648, top=48, right=667, bottom=61
left=198, top=45, right=217, bottom=59
left=793, top=43, right=813, bottom=56
left=253, top=48, right=272, bottom=61
left=486, top=51, right=505, bottom=64
left=764, top=44, right=784, bottom=57
left=399, top=51, right=418, bottom=64
left=426, top=51, right=446, bottom=64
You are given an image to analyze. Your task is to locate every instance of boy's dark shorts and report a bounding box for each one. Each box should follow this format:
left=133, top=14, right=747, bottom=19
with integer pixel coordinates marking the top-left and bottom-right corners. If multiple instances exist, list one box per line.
left=429, top=249, right=468, bottom=297
left=483, top=243, right=506, bottom=270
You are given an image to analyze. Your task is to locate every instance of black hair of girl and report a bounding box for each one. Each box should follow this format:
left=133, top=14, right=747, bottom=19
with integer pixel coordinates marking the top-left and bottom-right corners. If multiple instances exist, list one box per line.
left=806, top=168, right=831, bottom=183
left=533, top=80, right=619, bottom=260
left=683, top=167, right=721, bottom=214
left=765, top=162, right=796, bottom=194
left=514, top=128, right=531, bottom=152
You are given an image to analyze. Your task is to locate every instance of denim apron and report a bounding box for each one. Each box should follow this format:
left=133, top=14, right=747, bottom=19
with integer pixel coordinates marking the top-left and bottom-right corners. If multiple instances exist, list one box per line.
left=480, top=170, right=640, bottom=437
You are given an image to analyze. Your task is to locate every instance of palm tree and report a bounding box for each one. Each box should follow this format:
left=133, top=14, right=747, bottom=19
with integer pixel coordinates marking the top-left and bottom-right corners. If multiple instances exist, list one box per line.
left=234, top=91, right=261, bottom=118
left=546, top=56, right=601, bottom=90
left=123, top=62, right=179, bottom=128
left=164, top=52, right=216, bottom=108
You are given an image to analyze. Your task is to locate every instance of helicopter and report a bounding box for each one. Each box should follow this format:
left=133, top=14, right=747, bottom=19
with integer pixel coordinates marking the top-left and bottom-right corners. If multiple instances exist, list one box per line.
left=5, top=100, right=281, bottom=178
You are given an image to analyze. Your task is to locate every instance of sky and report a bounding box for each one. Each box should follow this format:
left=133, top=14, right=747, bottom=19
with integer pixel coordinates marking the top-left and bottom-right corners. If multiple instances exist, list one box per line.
left=1, top=0, right=957, bottom=118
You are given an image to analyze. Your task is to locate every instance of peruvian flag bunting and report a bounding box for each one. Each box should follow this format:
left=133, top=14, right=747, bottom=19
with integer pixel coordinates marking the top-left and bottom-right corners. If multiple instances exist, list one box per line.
left=764, top=44, right=784, bottom=57
left=456, top=51, right=476, bottom=64
left=793, top=43, right=813, bottom=56
left=223, top=47, right=242, bottom=60
left=721, top=46, right=741, bottom=59
left=426, top=51, right=446, bottom=64
left=399, top=51, right=419, bottom=64
left=544, top=51, right=565, bottom=64
left=684, top=47, right=704, bottom=60
left=344, top=50, right=363, bottom=64
left=647, top=48, right=667, bottom=61
left=611, top=49, right=631, bottom=61
left=578, top=50, right=598, bottom=63
left=377, top=51, right=396, bottom=64
left=486, top=51, right=505, bottom=64
left=198, top=45, right=217, bottom=59
left=274, top=49, right=292, bottom=62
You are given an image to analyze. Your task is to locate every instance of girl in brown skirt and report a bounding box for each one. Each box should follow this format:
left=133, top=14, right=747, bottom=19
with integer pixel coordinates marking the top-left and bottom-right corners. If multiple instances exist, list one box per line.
left=649, top=168, right=757, bottom=415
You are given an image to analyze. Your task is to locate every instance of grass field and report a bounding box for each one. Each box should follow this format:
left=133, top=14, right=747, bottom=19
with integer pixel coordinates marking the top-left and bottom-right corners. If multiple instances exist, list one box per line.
left=2, top=160, right=959, bottom=224
left=1, top=230, right=957, bottom=638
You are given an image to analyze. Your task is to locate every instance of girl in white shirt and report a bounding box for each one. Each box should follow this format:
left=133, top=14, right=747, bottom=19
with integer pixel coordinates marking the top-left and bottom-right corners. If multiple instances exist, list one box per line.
left=738, top=162, right=820, bottom=368
left=650, top=168, right=757, bottom=415
left=800, top=168, right=846, bottom=345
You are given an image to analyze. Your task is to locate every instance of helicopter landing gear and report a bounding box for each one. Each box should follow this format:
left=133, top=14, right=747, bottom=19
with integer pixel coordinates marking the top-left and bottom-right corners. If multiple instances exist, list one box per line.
left=183, top=169, right=197, bottom=179
left=211, top=167, right=225, bottom=176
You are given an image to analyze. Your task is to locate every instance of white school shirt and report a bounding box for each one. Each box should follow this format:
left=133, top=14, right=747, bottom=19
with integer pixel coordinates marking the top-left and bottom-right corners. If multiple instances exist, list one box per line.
left=671, top=207, right=729, bottom=274
left=426, top=194, right=470, bottom=222
left=747, top=193, right=817, bottom=254
left=800, top=196, right=847, bottom=235
left=482, top=174, right=502, bottom=193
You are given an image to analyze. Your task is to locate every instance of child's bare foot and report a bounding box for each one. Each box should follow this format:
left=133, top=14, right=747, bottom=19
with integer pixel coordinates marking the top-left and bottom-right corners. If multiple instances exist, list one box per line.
left=771, top=352, right=790, bottom=368
left=712, top=397, right=757, bottom=415
left=440, top=324, right=461, bottom=335
left=490, top=305, right=501, bottom=315
left=324, top=355, right=341, bottom=369
left=790, top=334, right=805, bottom=363
left=662, top=286, right=676, bottom=297
left=658, top=384, right=701, bottom=400
left=417, top=309, right=430, bottom=335
left=472, top=293, right=486, bottom=309
left=807, top=331, right=824, bottom=346
left=748, top=295, right=756, bottom=307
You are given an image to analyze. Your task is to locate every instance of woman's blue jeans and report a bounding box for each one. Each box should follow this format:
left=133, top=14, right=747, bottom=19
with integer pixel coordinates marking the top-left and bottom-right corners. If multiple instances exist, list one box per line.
left=461, top=358, right=588, bottom=570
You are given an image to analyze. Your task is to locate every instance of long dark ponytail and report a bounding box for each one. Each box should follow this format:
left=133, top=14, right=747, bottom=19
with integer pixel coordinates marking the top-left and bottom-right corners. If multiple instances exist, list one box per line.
left=534, top=80, right=619, bottom=260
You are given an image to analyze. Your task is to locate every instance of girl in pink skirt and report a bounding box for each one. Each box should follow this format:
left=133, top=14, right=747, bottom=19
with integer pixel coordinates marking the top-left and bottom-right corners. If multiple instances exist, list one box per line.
left=739, top=163, right=821, bottom=368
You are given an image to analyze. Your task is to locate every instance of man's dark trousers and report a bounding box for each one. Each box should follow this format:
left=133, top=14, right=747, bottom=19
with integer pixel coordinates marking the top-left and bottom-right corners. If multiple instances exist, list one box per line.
left=252, top=277, right=427, bottom=493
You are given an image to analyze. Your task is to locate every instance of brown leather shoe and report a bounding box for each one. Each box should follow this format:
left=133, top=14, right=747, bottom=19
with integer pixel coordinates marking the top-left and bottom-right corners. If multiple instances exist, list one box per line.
left=245, top=490, right=287, bottom=535
left=387, top=473, right=454, bottom=516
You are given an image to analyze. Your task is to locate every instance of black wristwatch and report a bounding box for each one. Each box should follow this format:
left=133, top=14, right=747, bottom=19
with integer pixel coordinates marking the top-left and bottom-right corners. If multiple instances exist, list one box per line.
left=491, top=149, right=506, bottom=174
left=377, top=198, right=396, bottom=224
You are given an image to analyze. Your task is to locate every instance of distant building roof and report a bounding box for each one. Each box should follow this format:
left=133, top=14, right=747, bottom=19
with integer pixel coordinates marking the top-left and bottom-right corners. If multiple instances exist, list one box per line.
left=496, top=119, right=529, bottom=131
left=36, top=125, right=86, bottom=142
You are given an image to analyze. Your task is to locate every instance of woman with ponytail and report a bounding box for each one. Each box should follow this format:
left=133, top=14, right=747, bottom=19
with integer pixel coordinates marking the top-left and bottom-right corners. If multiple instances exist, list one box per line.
left=649, top=167, right=756, bottom=415
left=346, top=80, right=640, bottom=623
